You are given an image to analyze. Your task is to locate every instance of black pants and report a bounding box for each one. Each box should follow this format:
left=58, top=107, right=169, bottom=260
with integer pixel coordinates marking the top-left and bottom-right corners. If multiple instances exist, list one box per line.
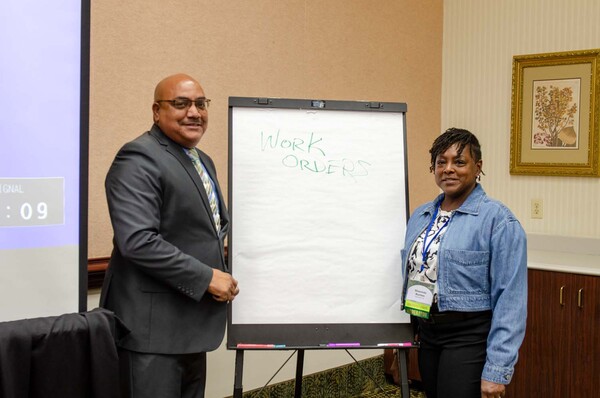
left=122, top=350, right=207, bottom=398
left=416, top=310, right=492, bottom=398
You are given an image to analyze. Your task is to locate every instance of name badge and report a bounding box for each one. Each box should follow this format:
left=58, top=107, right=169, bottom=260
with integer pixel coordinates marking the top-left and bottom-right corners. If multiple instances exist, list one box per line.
left=404, top=279, right=435, bottom=319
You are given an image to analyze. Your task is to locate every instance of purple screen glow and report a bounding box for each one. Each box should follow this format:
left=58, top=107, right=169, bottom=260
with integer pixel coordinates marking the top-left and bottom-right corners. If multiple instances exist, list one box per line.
left=0, top=1, right=82, bottom=250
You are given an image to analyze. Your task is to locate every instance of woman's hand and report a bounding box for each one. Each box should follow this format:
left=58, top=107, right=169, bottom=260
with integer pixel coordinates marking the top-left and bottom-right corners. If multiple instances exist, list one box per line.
left=481, top=380, right=506, bottom=398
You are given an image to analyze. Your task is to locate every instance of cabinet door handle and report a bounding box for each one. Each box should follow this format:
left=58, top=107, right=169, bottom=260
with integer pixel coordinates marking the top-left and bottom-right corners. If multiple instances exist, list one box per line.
left=559, top=285, right=565, bottom=306
left=578, top=288, right=584, bottom=308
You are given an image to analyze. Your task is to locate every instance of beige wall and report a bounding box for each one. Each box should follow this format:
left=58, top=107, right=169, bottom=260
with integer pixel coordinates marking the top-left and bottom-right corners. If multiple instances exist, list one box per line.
left=89, top=0, right=443, bottom=257
left=442, top=0, right=600, bottom=240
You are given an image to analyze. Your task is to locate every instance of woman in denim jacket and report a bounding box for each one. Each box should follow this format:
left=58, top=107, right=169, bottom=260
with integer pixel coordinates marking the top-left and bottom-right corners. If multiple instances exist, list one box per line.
left=401, top=128, right=527, bottom=398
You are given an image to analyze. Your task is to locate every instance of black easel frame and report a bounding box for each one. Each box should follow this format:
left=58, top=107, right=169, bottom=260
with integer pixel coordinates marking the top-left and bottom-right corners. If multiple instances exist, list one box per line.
left=228, top=97, right=413, bottom=397
left=233, top=348, right=411, bottom=398
left=227, top=97, right=412, bottom=348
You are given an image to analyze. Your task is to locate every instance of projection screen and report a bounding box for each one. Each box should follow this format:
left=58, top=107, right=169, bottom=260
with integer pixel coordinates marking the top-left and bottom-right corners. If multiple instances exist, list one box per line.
left=0, top=0, right=89, bottom=322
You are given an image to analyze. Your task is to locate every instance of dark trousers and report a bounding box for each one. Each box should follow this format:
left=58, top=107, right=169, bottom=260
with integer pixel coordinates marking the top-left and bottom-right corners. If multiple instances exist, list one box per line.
left=417, top=311, right=492, bottom=398
left=122, top=350, right=207, bottom=398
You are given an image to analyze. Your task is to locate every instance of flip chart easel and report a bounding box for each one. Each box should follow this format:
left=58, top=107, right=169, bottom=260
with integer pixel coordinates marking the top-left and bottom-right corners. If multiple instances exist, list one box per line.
left=227, top=96, right=412, bottom=396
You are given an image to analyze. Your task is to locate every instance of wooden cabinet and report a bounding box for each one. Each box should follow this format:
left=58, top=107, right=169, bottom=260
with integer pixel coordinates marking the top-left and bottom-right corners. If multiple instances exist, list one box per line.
left=506, top=269, right=599, bottom=397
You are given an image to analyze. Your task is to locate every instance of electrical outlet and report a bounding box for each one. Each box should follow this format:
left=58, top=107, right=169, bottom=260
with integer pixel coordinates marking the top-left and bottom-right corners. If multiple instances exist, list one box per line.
left=531, top=199, right=543, bottom=219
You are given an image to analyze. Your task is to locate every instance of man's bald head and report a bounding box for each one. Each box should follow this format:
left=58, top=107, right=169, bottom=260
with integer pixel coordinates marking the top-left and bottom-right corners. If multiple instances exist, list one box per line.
left=153, top=73, right=201, bottom=102
left=152, top=74, right=208, bottom=148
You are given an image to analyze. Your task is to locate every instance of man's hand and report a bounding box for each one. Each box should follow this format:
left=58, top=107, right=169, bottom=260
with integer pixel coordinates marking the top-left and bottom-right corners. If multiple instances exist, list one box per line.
left=481, top=380, right=506, bottom=398
left=208, top=269, right=239, bottom=302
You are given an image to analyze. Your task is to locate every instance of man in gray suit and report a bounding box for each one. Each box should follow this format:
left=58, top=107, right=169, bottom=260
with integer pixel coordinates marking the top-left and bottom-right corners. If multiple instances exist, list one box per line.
left=101, top=73, right=239, bottom=397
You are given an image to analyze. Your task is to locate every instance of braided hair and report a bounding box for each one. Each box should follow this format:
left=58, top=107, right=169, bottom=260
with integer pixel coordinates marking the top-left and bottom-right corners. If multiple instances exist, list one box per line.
left=429, top=128, right=483, bottom=173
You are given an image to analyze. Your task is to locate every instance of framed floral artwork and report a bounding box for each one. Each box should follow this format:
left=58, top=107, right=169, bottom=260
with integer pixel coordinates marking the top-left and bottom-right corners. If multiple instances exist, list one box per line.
left=510, top=49, right=600, bottom=176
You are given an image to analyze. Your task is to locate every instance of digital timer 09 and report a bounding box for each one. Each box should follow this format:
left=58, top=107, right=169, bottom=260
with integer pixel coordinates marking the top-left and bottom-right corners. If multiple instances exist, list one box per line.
left=0, top=178, right=64, bottom=227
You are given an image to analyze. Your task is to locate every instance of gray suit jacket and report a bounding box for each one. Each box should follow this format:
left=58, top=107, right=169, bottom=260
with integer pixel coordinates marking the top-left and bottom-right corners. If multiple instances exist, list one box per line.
left=100, top=124, right=230, bottom=354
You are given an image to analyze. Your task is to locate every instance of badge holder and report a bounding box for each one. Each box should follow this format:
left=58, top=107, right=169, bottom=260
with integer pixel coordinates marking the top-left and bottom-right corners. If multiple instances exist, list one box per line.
left=404, top=279, right=434, bottom=319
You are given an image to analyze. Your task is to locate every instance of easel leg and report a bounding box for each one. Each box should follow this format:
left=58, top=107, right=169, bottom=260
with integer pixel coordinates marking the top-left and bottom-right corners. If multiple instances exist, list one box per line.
left=294, top=349, right=305, bottom=398
left=233, top=349, right=244, bottom=398
left=396, top=349, right=410, bottom=398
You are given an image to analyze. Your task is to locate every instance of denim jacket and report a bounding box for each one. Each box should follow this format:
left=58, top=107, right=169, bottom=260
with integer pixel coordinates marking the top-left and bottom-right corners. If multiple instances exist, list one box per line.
left=401, top=184, right=527, bottom=384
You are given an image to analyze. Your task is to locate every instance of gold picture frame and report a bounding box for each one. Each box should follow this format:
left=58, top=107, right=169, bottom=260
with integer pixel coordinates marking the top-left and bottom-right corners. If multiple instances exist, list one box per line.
left=510, top=49, right=600, bottom=177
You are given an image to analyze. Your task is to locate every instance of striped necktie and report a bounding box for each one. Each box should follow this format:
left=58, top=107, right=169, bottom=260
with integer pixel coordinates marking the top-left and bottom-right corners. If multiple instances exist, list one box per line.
left=186, top=148, right=221, bottom=232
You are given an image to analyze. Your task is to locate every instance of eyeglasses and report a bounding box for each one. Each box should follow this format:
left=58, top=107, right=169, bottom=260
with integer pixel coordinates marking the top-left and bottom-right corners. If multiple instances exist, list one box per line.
left=156, top=98, right=211, bottom=110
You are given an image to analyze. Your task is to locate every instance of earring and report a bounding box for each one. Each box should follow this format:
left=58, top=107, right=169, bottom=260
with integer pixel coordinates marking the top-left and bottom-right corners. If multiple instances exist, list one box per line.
left=477, top=174, right=481, bottom=181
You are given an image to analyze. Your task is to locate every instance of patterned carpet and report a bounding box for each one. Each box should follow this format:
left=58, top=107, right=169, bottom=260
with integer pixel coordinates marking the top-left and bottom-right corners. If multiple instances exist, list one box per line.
left=227, top=354, right=426, bottom=398
left=360, top=384, right=426, bottom=398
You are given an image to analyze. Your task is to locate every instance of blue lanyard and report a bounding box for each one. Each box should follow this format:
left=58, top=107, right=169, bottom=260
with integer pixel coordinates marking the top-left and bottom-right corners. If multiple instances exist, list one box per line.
left=420, top=206, right=451, bottom=270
